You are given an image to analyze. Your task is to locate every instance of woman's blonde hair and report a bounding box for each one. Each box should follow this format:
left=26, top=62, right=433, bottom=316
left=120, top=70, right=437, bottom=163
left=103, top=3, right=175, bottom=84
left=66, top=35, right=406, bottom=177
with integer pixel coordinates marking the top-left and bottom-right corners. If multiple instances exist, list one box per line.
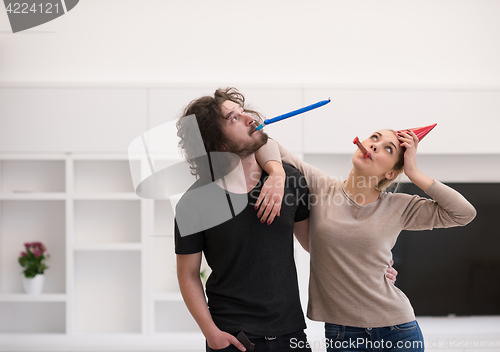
left=375, top=129, right=405, bottom=192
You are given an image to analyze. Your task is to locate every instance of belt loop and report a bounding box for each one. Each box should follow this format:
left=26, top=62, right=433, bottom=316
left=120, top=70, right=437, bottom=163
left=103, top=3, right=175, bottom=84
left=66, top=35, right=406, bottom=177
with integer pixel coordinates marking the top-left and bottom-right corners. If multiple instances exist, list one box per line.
left=339, top=325, right=346, bottom=339
left=265, top=336, right=277, bottom=341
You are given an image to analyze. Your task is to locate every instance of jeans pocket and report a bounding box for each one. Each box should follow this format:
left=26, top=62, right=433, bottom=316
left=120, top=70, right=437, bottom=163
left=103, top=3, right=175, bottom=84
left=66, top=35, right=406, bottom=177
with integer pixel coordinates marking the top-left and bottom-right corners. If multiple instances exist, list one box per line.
left=324, top=323, right=342, bottom=340
left=391, top=320, right=417, bottom=332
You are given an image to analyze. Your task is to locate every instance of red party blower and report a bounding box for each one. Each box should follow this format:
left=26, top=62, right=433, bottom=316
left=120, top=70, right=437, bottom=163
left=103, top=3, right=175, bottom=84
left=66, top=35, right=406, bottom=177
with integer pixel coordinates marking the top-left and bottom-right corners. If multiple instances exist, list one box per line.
left=353, top=137, right=371, bottom=159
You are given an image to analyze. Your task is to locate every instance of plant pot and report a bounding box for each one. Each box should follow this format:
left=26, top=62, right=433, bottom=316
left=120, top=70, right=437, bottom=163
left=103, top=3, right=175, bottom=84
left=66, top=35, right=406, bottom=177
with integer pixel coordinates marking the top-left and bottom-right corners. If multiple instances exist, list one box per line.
left=22, top=274, right=45, bottom=295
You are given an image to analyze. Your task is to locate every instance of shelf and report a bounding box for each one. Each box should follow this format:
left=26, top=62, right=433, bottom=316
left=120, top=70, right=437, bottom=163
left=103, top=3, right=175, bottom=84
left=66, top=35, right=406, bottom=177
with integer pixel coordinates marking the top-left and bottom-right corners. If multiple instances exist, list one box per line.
left=0, top=154, right=66, bottom=160
left=73, top=192, right=139, bottom=200
left=0, top=154, right=208, bottom=340
left=0, top=294, right=67, bottom=302
left=155, top=301, right=199, bottom=333
left=0, top=160, right=65, bottom=193
left=74, top=160, right=138, bottom=193
left=151, top=225, right=211, bottom=295
left=154, top=200, right=174, bottom=238
left=74, top=251, right=141, bottom=334
left=0, top=193, right=66, bottom=200
left=73, top=243, right=142, bottom=251
left=74, top=200, right=141, bottom=244
left=0, top=200, right=66, bottom=294
left=0, top=302, right=65, bottom=333
left=152, top=235, right=178, bottom=293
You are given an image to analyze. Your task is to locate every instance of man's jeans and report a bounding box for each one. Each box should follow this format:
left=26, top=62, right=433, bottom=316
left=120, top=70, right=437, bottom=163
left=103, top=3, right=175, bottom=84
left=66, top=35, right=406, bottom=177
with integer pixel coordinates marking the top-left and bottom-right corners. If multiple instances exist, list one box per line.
left=206, top=329, right=312, bottom=352
left=325, top=320, right=424, bottom=352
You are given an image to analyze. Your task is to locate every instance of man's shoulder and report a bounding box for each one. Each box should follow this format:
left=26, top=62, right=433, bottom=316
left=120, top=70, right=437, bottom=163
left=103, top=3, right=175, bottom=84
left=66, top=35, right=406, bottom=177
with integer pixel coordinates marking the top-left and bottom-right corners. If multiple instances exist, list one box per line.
left=175, top=178, right=219, bottom=212
left=282, top=163, right=308, bottom=190
left=283, top=162, right=303, bottom=176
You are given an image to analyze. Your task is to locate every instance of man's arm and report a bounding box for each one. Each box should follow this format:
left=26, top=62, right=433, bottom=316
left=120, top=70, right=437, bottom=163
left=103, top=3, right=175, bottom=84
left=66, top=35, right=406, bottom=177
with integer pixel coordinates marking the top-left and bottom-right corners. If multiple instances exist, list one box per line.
left=177, top=253, right=246, bottom=351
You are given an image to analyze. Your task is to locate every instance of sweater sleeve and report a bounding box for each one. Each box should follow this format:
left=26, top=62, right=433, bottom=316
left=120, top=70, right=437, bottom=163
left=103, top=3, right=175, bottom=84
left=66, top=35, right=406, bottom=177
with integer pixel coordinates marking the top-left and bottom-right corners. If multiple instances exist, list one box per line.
left=255, top=138, right=332, bottom=195
left=401, top=180, right=477, bottom=231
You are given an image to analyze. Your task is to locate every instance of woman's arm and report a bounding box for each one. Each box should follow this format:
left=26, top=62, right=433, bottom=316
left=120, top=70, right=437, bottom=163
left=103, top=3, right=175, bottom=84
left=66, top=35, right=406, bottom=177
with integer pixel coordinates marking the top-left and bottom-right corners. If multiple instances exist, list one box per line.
left=255, top=139, right=331, bottom=224
left=256, top=139, right=331, bottom=194
left=255, top=160, right=285, bottom=224
left=397, top=131, right=476, bottom=230
left=401, top=181, right=476, bottom=230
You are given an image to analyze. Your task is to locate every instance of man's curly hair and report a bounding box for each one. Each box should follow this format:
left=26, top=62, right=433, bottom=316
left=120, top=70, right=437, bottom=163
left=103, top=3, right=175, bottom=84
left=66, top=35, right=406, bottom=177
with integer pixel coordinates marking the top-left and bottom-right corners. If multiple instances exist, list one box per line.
left=176, top=87, right=265, bottom=180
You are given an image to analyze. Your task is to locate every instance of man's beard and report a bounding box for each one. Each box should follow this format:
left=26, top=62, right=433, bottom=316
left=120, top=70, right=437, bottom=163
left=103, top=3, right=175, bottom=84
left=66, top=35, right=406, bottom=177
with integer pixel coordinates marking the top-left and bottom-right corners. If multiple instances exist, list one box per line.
left=226, top=130, right=269, bottom=158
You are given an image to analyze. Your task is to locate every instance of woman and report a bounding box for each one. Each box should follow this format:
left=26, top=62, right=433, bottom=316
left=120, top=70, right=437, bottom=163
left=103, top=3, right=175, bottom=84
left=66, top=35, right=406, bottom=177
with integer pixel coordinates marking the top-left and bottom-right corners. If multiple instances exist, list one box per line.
left=254, top=128, right=476, bottom=351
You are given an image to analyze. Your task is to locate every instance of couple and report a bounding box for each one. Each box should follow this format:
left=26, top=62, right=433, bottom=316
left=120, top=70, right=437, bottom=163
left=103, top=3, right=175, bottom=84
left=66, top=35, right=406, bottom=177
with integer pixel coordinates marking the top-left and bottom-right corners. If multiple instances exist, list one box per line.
left=174, top=87, right=476, bottom=352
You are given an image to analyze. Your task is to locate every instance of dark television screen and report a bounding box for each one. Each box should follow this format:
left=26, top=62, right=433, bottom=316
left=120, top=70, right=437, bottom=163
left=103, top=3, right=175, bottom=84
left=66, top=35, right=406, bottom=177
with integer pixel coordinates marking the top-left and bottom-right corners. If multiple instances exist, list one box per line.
left=392, top=183, right=500, bottom=316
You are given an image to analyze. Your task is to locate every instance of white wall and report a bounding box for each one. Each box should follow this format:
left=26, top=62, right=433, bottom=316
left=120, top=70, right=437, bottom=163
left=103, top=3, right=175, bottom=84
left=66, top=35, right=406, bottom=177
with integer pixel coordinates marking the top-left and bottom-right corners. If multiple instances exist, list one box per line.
left=1, top=0, right=500, bottom=86
left=2, top=1, right=499, bottom=155
left=1, top=86, right=500, bottom=155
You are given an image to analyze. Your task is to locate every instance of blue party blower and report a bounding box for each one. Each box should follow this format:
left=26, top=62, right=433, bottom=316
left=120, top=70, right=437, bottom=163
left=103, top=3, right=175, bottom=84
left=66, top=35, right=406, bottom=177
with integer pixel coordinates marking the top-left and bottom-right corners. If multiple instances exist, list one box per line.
left=255, top=98, right=331, bottom=131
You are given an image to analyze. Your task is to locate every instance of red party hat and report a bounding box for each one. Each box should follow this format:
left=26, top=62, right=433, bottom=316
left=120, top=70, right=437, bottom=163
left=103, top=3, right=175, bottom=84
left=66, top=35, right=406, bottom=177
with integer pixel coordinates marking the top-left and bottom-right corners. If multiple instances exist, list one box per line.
left=396, top=123, right=437, bottom=142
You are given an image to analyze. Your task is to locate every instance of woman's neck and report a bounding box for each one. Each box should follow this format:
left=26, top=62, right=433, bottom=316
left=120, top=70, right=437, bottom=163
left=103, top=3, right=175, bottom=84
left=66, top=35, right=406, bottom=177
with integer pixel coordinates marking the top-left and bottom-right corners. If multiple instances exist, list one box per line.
left=343, top=169, right=381, bottom=205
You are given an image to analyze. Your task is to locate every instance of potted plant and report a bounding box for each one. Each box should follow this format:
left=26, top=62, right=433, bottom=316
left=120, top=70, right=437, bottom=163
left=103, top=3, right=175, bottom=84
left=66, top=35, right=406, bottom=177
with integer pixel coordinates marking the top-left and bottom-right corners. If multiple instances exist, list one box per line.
left=18, top=242, right=49, bottom=295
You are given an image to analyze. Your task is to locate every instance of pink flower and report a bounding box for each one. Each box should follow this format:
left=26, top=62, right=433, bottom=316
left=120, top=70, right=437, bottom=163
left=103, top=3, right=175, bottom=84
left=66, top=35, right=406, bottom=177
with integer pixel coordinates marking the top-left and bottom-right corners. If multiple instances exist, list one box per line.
left=33, top=248, right=41, bottom=258
left=40, top=243, right=47, bottom=252
left=24, top=243, right=31, bottom=249
left=20, top=252, right=26, bottom=257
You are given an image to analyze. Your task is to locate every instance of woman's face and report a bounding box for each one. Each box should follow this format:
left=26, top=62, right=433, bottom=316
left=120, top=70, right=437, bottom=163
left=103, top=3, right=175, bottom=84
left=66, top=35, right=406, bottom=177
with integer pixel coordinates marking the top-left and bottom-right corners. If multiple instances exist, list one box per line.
left=352, top=130, right=403, bottom=179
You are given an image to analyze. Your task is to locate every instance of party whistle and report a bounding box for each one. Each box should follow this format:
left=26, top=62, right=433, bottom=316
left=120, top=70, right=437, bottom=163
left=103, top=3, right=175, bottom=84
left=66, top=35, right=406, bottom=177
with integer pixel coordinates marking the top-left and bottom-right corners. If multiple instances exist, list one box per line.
left=255, top=98, right=331, bottom=131
left=353, top=137, right=371, bottom=159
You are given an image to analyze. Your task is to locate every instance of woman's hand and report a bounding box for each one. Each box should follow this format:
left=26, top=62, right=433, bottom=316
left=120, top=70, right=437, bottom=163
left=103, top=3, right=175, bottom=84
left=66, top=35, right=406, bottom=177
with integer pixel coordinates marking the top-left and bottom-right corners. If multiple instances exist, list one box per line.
left=385, top=260, right=398, bottom=285
left=397, top=130, right=434, bottom=192
left=397, top=130, right=419, bottom=177
left=255, top=166, right=285, bottom=225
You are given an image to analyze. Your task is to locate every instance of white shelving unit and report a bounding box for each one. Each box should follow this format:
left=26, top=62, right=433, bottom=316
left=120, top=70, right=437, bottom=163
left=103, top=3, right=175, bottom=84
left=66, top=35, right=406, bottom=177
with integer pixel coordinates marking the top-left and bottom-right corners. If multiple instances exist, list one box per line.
left=0, top=155, right=67, bottom=338
left=0, top=153, right=203, bottom=349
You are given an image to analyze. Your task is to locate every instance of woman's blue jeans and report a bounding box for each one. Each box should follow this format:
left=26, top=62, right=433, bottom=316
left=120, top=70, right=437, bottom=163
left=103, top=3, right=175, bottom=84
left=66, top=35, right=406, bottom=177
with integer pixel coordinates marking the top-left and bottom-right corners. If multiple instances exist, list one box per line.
left=325, top=320, right=424, bottom=352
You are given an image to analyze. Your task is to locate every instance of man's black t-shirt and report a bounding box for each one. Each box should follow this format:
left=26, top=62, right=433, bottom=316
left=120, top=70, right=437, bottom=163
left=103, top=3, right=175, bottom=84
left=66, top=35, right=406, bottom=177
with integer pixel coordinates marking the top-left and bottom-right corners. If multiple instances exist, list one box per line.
left=174, top=163, right=309, bottom=336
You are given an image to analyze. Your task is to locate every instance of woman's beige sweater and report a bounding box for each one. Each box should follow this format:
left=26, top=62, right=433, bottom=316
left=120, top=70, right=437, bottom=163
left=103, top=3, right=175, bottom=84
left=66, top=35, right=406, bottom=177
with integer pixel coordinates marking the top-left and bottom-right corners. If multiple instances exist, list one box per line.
left=256, top=139, right=476, bottom=328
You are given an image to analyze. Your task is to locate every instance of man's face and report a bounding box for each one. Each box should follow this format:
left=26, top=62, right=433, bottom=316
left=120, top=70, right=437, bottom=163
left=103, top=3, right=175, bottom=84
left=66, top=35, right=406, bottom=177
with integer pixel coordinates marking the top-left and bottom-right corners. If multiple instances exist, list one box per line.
left=220, top=100, right=268, bottom=157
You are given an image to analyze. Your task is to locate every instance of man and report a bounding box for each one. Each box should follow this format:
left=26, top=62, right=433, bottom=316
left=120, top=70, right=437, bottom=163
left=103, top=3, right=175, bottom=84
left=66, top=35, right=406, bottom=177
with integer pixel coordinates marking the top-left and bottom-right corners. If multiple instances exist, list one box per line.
left=175, top=87, right=312, bottom=352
